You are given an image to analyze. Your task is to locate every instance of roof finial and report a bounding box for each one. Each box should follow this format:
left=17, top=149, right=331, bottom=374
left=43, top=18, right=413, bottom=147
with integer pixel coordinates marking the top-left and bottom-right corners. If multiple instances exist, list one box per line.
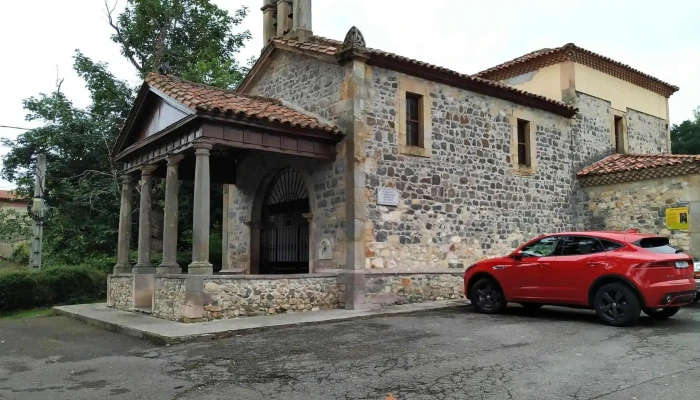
left=341, top=26, right=366, bottom=52
left=338, top=26, right=369, bottom=63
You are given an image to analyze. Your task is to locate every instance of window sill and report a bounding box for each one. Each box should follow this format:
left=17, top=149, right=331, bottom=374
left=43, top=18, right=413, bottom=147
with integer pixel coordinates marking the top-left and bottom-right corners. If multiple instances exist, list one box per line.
left=399, top=144, right=431, bottom=158
left=512, top=165, right=536, bottom=176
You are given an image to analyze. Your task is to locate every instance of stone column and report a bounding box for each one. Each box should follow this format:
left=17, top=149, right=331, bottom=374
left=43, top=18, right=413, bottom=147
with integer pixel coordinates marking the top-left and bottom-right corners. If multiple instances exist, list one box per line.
left=113, top=174, right=135, bottom=274
left=158, top=154, right=184, bottom=274
left=189, top=142, right=214, bottom=275
left=133, top=164, right=157, bottom=274
left=291, top=0, right=312, bottom=41
left=276, top=0, right=292, bottom=36
left=261, top=0, right=277, bottom=45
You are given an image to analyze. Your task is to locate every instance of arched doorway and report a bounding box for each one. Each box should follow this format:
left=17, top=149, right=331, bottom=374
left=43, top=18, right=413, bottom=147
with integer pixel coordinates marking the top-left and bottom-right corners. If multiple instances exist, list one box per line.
left=259, top=167, right=310, bottom=274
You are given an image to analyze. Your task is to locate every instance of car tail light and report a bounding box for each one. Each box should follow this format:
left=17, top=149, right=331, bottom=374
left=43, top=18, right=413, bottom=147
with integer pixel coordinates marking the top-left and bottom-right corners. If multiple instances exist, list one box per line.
left=636, top=261, right=676, bottom=268
left=695, top=271, right=700, bottom=279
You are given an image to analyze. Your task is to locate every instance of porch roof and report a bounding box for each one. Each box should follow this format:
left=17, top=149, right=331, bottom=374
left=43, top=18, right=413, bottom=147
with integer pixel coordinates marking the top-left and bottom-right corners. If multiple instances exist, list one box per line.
left=144, top=73, right=340, bottom=134
left=113, top=73, right=342, bottom=167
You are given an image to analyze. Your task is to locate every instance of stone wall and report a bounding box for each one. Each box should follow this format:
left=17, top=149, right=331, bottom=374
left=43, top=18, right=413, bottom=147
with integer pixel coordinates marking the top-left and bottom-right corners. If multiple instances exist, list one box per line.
left=365, top=273, right=464, bottom=306
left=363, top=66, right=578, bottom=269
left=108, top=275, right=134, bottom=311
left=202, top=275, right=341, bottom=320
left=627, top=109, right=669, bottom=154
left=229, top=51, right=348, bottom=272
left=584, top=176, right=691, bottom=249
left=152, top=276, right=186, bottom=321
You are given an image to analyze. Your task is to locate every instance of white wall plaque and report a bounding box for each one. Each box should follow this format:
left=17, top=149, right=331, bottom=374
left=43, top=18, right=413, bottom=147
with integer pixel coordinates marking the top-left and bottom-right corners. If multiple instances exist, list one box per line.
left=318, top=239, right=333, bottom=260
left=378, top=188, right=400, bottom=207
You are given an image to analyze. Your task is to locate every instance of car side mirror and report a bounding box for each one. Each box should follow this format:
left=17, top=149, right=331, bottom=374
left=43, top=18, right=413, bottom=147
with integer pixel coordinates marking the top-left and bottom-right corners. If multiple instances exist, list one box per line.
left=512, top=250, right=523, bottom=260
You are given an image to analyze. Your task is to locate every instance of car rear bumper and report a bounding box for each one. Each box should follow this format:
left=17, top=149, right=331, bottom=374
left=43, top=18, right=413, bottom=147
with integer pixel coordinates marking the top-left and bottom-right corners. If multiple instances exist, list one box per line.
left=643, top=281, right=697, bottom=308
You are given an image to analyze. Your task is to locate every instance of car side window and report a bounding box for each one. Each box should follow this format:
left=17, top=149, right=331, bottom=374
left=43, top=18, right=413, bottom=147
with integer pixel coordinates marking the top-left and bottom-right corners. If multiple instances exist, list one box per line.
left=599, top=239, right=623, bottom=251
left=521, top=237, right=560, bottom=258
left=560, top=236, right=605, bottom=256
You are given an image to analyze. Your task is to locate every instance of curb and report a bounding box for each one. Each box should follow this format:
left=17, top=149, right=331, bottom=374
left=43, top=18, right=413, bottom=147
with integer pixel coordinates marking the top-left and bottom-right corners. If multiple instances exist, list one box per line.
left=53, top=300, right=471, bottom=346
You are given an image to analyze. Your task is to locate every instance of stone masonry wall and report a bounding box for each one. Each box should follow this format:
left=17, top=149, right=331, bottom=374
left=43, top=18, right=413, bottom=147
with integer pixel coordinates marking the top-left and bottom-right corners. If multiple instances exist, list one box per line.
left=363, top=66, right=578, bottom=269
left=626, top=109, right=669, bottom=154
left=569, top=92, right=618, bottom=230
left=202, top=276, right=341, bottom=320
left=152, top=277, right=186, bottom=321
left=365, top=273, right=464, bottom=306
left=584, top=176, right=691, bottom=249
left=108, top=275, right=134, bottom=311
left=230, top=51, right=348, bottom=272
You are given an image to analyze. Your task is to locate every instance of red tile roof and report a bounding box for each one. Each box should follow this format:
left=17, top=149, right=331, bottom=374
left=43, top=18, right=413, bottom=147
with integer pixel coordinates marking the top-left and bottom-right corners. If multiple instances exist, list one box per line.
left=577, top=154, right=700, bottom=177
left=0, top=190, right=14, bottom=200
left=268, top=36, right=578, bottom=117
left=475, top=43, right=678, bottom=97
left=146, top=73, right=340, bottom=134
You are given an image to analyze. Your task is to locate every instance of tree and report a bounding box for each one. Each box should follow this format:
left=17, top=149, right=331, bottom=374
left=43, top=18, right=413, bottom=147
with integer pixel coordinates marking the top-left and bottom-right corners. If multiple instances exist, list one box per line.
left=671, top=107, right=700, bottom=155
left=1, top=1, right=251, bottom=263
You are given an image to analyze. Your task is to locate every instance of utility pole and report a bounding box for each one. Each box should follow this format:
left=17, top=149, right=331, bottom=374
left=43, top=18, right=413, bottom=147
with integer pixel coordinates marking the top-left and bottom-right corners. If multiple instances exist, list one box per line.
left=29, top=154, right=46, bottom=272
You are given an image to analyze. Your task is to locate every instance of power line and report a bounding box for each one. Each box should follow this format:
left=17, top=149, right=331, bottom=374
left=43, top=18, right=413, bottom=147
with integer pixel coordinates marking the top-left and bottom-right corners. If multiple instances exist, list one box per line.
left=0, top=125, right=32, bottom=131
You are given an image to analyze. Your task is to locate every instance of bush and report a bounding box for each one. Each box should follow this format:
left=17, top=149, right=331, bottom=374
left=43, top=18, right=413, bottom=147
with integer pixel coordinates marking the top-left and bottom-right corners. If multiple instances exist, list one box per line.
left=0, top=266, right=106, bottom=312
left=10, top=242, right=30, bottom=265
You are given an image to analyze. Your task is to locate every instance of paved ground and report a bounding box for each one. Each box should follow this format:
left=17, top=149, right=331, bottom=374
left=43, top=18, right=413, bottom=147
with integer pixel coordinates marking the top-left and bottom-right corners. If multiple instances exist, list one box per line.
left=2, top=304, right=700, bottom=400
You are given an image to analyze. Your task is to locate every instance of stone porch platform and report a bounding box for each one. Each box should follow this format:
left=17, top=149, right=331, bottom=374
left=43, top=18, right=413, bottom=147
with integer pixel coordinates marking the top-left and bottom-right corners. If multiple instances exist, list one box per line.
left=53, top=300, right=469, bottom=345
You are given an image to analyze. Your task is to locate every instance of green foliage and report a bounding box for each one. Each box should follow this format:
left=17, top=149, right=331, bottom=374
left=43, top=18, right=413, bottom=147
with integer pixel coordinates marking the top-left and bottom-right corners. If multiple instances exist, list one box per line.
left=0, top=208, right=31, bottom=243
left=10, top=243, right=30, bottom=265
left=1, top=1, right=252, bottom=263
left=671, top=107, right=700, bottom=155
left=0, top=266, right=106, bottom=311
left=108, top=0, right=251, bottom=88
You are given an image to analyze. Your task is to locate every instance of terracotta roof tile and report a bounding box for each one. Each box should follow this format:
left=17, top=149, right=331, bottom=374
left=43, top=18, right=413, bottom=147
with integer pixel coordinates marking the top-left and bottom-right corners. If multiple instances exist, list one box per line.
left=577, top=154, right=700, bottom=177
left=271, top=36, right=578, bottom=116
left=475, top=43, right=678, bottom=97
left=146, top=73, right=340, bottom=134
left=0, top=190, right=16, bottom=201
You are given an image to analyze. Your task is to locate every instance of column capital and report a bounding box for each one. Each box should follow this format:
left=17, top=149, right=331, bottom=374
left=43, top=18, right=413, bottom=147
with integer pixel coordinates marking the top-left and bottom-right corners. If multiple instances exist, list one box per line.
left=121, top=174, right=135, bottom=185
left=140, top=164, right=158, bottom=176
left=193, top=141, right=214, bottom=155
left=166, top=153, right=186, bottom=166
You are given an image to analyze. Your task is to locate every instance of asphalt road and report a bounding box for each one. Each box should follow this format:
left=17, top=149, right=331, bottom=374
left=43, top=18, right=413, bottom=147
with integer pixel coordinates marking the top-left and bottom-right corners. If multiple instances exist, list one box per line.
left=2, top=304, right=700, bottom=400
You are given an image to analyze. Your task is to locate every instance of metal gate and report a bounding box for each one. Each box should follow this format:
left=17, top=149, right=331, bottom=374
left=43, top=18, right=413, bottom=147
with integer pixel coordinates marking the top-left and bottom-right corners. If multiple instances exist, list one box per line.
left=260, top=167, right=310, bottom=274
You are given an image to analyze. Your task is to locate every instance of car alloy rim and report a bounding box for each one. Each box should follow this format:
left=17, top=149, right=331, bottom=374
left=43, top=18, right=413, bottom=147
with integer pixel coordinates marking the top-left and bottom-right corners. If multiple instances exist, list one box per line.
left=476, top=283, right=502, bottom=311
left=599, top=290, right=629, bottom=321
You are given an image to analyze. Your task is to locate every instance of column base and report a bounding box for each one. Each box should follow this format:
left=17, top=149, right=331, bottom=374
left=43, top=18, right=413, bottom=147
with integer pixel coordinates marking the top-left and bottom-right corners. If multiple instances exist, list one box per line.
left=132, top=264, right=156, bottom=274
left=113, top=264, right=133, bottom=274
left=156, top=264, right=182, bottom=275
left=188, top=261, right=213, bottom=275
left=339, top=271, right=368, bottom=310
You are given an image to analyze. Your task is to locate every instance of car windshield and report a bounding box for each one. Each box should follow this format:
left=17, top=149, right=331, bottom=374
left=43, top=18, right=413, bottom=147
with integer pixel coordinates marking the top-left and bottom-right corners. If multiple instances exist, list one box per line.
left=634, top=237, right=684, bottom=254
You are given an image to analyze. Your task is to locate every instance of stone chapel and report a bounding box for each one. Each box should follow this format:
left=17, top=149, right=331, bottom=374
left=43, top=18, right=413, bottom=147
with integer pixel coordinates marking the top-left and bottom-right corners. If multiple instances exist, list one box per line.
left=107, top=0, right=698, bottom=322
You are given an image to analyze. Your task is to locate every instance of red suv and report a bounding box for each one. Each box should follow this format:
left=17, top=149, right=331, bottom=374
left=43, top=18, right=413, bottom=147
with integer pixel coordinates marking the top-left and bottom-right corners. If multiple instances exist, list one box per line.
left=464, top=231, right=696, bottom=326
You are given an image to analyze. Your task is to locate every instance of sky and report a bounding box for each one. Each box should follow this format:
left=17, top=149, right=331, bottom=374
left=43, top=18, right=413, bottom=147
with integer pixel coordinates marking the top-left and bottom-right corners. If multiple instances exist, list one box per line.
left=0, top=0, right=699, bottom=189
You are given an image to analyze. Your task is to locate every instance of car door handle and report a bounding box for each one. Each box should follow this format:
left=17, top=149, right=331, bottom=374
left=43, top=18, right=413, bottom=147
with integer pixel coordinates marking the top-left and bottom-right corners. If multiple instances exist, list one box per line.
left=587, top=261, right=606, bottom=267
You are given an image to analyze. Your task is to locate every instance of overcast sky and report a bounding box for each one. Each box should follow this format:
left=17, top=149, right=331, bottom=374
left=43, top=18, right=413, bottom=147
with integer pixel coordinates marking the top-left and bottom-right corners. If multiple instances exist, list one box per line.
left=1, top=0, right=698, bottom=189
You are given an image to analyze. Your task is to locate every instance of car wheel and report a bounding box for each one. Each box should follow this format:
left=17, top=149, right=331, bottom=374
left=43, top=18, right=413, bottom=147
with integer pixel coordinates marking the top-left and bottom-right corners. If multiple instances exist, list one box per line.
left=643, top=307, right=680, bottom=319
left=469, top=278, right=507, bottom=314
left=593, top=282, right=641, bottom=327
left=693, top=294, right=700, bottom=304
left=520, top=303, right=543, bottom=311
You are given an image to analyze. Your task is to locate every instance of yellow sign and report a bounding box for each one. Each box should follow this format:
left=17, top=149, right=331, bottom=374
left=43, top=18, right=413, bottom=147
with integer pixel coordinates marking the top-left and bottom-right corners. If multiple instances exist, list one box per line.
left=666, top=207, right=689, bottom=230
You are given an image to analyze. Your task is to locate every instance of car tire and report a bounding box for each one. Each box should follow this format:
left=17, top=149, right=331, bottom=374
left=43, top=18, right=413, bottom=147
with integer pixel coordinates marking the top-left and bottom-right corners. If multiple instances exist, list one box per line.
left=693, top=294, right=700, bottom=304
left=520, top=303, right=543, bottom=311
left=643, top=307, right=680, bottom=319
left=593, top=282, right=641, bottom=327
left=469, top=278, right=507, bottom=314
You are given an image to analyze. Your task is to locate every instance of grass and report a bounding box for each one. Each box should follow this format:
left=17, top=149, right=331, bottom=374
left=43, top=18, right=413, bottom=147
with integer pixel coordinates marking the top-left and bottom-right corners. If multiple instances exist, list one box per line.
left=0, top=307, right=53, bottom=321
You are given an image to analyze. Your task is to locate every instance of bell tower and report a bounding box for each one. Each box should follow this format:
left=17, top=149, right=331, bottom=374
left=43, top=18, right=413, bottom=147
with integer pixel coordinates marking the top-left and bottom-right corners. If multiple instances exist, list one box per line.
left=261, top=0, right=313, bottom=47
